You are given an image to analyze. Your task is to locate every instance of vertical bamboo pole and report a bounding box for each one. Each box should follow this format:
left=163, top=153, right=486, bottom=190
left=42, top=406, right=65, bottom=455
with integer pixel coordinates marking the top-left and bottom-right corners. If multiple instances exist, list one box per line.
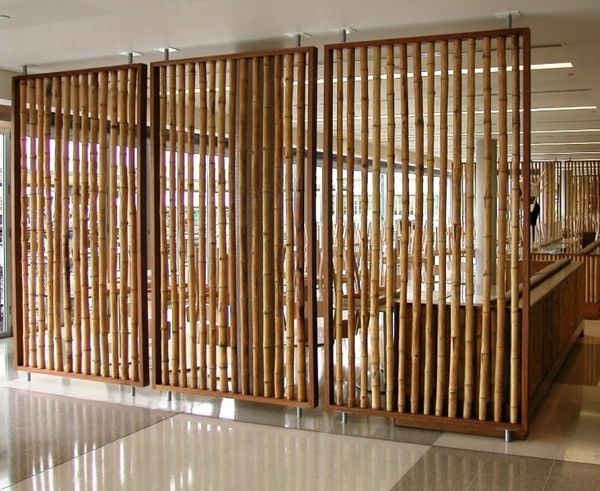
left=208, top=61, right=218, bottom=391
left=334, top=47, right=344, bottom=405
left=27, top=79, right=37, bottom=368
left=176, top=63, right=187, bottom=388
left=72, top=75, right=82, bottom=373
left=370, top=46, right=382, bottom=410
left=463, top=38, right=476, bottom=419
left=284, top=53, right=295, bottom=400
left=510, top=34, right=521, bottom=424
left=262, top=56, right=274, bottom=397
left=89, top=73, right=100, bottom=376
left=80, top=75, right=91, bottom=376
left=198, top=62, right=208, bottom=389
left=187, top=63, right=198, bottom=389
left=423, top=41, right=435, bottom=415
left=448, top=39, right=462, bottom=418
left=168, top=64, right=180, bottom=386
left=251, top=56, right=262, bottom=396
left=411, top=42, right=424, bottom=414
left=98, top=72, right=109, bottom=377
left=359, top=47, right=370, bottom=409
left=19, top=81, right=30, bottom=367
left=435, top=41, right=449, bottom=416
left=478, top=37, right=492, bottom=421
left=108, top=71, right=118, bottom=378
left=61, top=77, right=73, bottom=372
left=295, top=51, right=307, bottom=402
left=52, top=77, right=64, bottom=372
left=218, top=59, right=230, bottom=392
left=494, top=36, right=509, bottom=422
left=398, top=43, right=410, bottom=413
left=158, top=66, right=169, bottom=384
left=127, top=68, right=139, bottom=382
left=274, top=55, right=284, bottom=398
left=347, top=48, right=357, bottom=408
left=238, top=59, right=250, bottom=394
left=228, top=60, right=239, bottom=393
left=385, top=44, right=396, bottom=412
left=117, top=71, right=129, bottom=381
left=44, top=77, right=54, bottom=371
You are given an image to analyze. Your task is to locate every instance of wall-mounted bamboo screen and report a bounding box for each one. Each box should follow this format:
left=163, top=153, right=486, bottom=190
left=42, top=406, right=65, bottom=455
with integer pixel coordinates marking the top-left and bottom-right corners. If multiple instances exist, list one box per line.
left=150, top=47, right=317, bottom=406
left=322, top=28, right=531, bottom=432
left=560, top=160, right=600, bottom=242
left=11, top=65, right=149, bottom=386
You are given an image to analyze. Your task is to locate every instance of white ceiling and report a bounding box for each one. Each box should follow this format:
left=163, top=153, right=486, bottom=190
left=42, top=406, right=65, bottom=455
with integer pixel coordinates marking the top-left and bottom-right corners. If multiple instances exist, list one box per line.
left=1, top=0, right=600, bottom=158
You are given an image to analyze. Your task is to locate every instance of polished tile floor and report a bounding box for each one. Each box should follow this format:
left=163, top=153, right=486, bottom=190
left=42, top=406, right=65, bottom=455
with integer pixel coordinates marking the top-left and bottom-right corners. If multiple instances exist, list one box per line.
left=1, top=320, right=600, bottom=490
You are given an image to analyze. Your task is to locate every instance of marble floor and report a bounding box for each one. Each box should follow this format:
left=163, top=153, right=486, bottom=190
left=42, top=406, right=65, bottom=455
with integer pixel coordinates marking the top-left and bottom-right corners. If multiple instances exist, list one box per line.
left=1, top=321, right=600, bottom=490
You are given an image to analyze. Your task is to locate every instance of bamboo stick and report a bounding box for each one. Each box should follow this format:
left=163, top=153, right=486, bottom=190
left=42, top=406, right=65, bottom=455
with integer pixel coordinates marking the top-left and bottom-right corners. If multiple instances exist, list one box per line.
left=198, top=62, right=208, bottom=389
left=411, top=42, right=424, bottom=414
left=80, top=75, right=91, bottom=376
left=98, top=71, right=109, bottom=377
left=334, top=48, right=344, bottom=406
left=89, top=73, right=100, bottom=376
left=61, top=77, right=73, bottom=372
left=385, top=44, right=396, bottom=412
left=347, top=48, right=357, bottom=408
left=117, top=71, right=129, bottom=381
left=228, top=59, right=239, bottom=393
left=295, top=51, right=307, bottom=402
left=251, top=56, right=262, bottom=396
left=177, top=63, right=187, bottom=388
left=158, top=66, right=169, bottom=384
left=108, top=71, right=118, bottom=378
left=72, top=75, right=82, bottom=373
left=478, top=37, right=492, bottom=421
left=28, top=79, right=37, bottom=368
left=19, top=81, right=29, bottom=368
left=398, top=43, right=410, bottom=413
left=168, top=64, right=179, bottom=386
left=463, top=38, right=476, bottom=419
left=262, top=56, right=275, bottom=397
left=493, top=36, right=508, bottom=422
left=448, top=39, right=462, bottom=418
left=435, top=41, right=448, bottom=416
left=510, top=34, right=521, bottom=424
left=52, top=77, right=64, bottom=372
left=127, top=68, right=139, bottom=382
left=284, top=53, right=295, bottom=400
left=273, top=55, right=284, bottom=399
left=423, top=41, right=435, bottom=415
left=44, top=77, right=53, bottom=371
left=238, top=59, right=250, bottom=394
left=218, top=59, right=229, bottom=392
left=187, top=63, right=198, bottom=389
left=370, top=46, right=382, bottom=410
left=359, top=47, right=370, bottom=409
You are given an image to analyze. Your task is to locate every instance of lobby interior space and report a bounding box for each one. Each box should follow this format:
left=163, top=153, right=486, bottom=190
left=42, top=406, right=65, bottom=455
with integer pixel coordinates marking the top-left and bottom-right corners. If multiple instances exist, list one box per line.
left=1, top=1, right=600, bottom=490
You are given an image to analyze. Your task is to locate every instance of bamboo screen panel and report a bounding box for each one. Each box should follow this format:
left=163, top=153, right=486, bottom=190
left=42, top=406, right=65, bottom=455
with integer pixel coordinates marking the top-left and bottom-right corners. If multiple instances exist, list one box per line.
left=150, top=47, right=317, bottom=406
left=561, top=161, right=600, bottom=241
left=322, top=29, right=531, bottom=429
left=11, top=65, right=149, bottom=385
left=530, top=161, right=561, bottom=246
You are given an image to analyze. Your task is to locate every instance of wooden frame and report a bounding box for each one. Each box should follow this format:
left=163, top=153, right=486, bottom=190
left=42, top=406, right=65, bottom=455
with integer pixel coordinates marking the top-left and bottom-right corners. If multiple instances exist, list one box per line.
left=11, top=64, right=149, bottom=386
left=149, top=47, right=318, bottom=408
left=322, top=28, right=531, bottom=437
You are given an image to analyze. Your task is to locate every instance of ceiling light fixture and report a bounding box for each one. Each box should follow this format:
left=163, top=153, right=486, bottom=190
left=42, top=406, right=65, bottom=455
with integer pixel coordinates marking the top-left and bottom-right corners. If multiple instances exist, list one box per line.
left=0, top=14, right=11, bottom=20
left=531, top=141, right=600, bottom=146
left=156, top=46, right=178, bottom=54
left=119, top=50, right=142, bottom=57
left=533, top=128, right=600, bottom=134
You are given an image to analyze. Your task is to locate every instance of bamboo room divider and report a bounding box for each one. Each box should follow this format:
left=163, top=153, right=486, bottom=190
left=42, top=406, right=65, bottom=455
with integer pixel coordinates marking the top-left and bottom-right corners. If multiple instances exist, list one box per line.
left=150, top=47, right=318, bottom=407
left=11, top=65, right=149, bottom=385
left=322, top=28, right=531, bottom=436
left=561, top=160, right=600, bottom=241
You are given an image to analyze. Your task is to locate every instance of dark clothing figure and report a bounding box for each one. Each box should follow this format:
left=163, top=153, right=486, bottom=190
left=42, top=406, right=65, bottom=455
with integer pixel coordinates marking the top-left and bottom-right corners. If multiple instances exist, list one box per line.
left=530, top=200, right=540, bottom=241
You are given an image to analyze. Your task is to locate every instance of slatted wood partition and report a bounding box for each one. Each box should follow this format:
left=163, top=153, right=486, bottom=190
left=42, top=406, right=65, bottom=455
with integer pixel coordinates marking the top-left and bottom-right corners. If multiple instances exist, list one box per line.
left=11, top=65, right=149, bottom=385
left=322, top=28, right=531, bottom=436
left=150, top=47, right=318, bottom=407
